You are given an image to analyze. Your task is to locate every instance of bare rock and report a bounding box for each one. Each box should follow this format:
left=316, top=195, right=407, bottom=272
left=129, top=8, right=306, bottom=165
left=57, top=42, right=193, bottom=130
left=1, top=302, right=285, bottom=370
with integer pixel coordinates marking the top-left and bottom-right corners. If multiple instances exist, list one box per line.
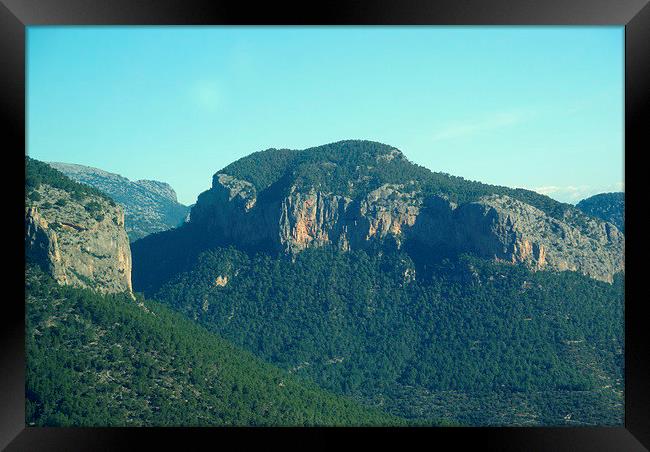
left=25, top=185, right=132, bottom=294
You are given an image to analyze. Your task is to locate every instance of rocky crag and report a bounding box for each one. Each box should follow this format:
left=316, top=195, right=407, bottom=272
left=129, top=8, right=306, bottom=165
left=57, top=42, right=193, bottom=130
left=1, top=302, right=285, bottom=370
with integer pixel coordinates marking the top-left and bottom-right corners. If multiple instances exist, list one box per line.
left=133, top=140, right=624, bottom=289
left=26, top=159, right=132, bottom=294
left=48, top=162, right=190, bottom=241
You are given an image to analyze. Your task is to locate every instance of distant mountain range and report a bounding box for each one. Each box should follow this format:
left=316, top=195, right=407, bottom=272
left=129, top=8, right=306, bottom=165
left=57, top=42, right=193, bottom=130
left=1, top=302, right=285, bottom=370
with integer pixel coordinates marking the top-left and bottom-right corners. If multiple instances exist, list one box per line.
left=48, top=162, right=190, bottom=241
left=576, top=192, right=624, bottom=233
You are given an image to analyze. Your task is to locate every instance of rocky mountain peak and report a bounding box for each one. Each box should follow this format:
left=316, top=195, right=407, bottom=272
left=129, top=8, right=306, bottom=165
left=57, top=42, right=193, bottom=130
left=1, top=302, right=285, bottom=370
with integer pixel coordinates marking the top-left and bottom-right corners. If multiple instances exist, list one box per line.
left=143, top=141, right=624, bottom=285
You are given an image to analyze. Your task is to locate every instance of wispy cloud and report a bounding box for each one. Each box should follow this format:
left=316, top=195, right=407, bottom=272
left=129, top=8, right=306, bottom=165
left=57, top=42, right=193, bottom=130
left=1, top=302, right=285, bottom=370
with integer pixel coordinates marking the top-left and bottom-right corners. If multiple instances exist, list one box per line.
left=431, top=111, right=530, bottom=142
left=190, top=80, right=221, bottom=111
left=533, top=181, right=624, bottom=204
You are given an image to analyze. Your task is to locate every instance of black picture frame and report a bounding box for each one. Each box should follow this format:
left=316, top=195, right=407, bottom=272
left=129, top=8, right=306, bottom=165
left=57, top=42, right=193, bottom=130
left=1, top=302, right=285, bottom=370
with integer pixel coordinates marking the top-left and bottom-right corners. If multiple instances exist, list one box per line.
left=2, top=1, right=648, bottom=450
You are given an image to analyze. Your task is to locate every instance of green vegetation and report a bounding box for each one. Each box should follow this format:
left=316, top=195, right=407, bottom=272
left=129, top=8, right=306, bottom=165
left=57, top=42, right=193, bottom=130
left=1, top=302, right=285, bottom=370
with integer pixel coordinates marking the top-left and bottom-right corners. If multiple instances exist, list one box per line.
left=81, top=200, right=106, bottom=222
left=25, top=157, right=113, bottom=202
left=154, top=246, right=624, bottom=425
left=26, top=265, right=401, bottom=427
left=220, top=147, right=301, bottom=191
left=48, top=161, right=185, bottom=241
left=131, top=224, right=216, bottom=294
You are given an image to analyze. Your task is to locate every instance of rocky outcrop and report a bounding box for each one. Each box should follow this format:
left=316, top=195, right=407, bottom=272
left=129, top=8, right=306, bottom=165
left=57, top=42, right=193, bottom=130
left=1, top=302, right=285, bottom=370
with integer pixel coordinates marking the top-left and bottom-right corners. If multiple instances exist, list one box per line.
left=47, top=162, right=190, bottom=241
left=214, top=275, right=229, bottom=287
left=411, top=194, right=624, bottom=282
left=279, top=189, right=354, bottom=253
left=187, top=171, right=624, bottom=283
left=360, top=185, right=420, bottom=246
left=25, top=184, right=132, bottom=294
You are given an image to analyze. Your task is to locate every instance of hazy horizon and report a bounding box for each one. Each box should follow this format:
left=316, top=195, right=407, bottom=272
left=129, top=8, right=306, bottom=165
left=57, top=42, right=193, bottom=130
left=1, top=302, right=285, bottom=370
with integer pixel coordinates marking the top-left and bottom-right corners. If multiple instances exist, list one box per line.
left=27, top=26, right=624, bottom=205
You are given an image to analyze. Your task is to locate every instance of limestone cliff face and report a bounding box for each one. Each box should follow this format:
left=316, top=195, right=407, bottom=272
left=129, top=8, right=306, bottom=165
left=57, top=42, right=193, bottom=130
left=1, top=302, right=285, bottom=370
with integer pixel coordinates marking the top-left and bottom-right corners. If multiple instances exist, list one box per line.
left=188, top=172, right=624, bottom=283
left=359, top=185, right=420, bottom=246
left=25, top=184, right=132, bottom=294
left=412, top=194, right=624, bottom=282
left=279, top=189, right=353, bottom=253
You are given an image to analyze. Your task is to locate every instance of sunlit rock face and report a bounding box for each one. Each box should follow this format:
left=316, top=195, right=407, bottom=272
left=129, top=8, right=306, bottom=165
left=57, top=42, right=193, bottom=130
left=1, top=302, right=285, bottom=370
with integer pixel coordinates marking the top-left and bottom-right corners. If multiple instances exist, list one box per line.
left=25, top=184, right=132, bottom=294
left=411, top=194, right=623, bottom=282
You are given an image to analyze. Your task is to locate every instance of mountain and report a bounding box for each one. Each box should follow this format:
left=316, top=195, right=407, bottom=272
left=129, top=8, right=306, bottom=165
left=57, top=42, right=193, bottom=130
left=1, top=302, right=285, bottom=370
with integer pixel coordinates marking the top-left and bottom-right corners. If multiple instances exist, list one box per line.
left=48, top=162, right=190, bottom=241
left=576, top=192, right=624, bottom=233
left=26, top=265, right=402, bottom=426
left=26, top=158, right=132, bottom=294
left=130, top=140, right=624, bottom=426
left=133, top=140, right=624, bottom=293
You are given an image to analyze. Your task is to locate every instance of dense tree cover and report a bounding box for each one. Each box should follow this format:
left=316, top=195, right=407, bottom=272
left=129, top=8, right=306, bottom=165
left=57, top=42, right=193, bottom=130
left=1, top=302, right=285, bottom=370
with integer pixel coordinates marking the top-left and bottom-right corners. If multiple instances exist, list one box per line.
left=220, top=148, right=301, bottom=191
left=216, top=140, right=577, bottom=221
left=154, top=246, right=624, bottom=425
left=25, top=157, right=114, bottom=204
left=25, top=265, right=403, bottom=426
left=576, top=192, right=625, bottom=233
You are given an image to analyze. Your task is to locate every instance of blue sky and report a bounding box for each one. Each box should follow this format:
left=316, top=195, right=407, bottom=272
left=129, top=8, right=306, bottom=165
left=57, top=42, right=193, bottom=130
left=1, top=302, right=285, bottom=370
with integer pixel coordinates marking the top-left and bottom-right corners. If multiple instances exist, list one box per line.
left=27, top=27, right=624, bottom=205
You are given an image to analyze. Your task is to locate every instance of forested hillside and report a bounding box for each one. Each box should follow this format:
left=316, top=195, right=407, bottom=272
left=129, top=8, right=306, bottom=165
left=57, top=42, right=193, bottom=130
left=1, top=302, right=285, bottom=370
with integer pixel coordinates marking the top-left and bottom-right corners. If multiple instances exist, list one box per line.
left=26, top=157, right=113, bottom=204
left=26, top=266, right=402, bottom=426
left=26, top=142, right=625, bottom=427
left=154, top=247, right=624, bottom=426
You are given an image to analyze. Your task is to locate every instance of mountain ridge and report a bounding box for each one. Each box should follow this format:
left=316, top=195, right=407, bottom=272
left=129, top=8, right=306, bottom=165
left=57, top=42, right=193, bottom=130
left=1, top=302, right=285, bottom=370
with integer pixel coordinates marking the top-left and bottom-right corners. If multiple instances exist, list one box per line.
left=133, top=140, right=623, bottom=293
left=25, top=143, right=625, bottom=427
left=47, top=162, right=190, bottom=241
left=25, top=157, right=404, bottom=426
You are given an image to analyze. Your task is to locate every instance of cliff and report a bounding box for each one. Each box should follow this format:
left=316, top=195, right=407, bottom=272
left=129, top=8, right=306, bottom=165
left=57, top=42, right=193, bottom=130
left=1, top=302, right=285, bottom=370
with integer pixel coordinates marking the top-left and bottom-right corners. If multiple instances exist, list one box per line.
left=412, top=194, right=624, bottom=282
left=26, top=159, right=132, bottom=294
